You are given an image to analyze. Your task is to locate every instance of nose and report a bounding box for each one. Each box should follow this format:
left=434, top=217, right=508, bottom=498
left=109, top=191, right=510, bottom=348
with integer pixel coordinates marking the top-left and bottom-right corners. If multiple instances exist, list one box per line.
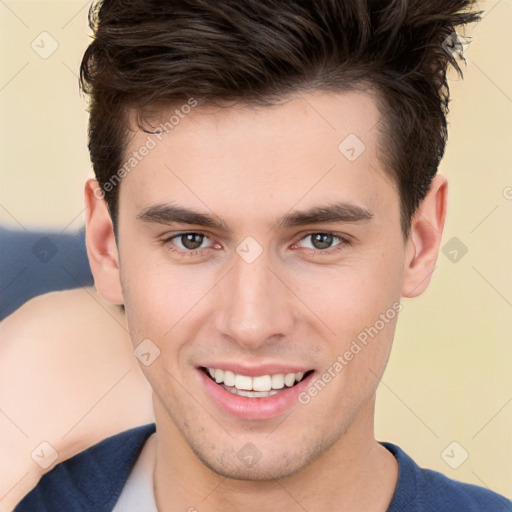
left=215, top=250, right=296, bottom=349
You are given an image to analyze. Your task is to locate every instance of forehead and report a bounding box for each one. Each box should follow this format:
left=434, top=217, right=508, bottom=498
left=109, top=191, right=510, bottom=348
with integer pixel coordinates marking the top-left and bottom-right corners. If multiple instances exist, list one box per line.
left=120, top=90, right=397, bottom=225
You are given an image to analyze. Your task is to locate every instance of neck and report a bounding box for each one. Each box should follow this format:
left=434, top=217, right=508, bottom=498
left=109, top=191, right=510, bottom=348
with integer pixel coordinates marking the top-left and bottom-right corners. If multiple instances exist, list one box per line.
left=152, top=397, right=398, bottom=512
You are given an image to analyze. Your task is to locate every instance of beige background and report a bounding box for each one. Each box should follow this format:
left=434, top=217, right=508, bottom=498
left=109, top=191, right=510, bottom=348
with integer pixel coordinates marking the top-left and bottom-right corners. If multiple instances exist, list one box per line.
left=1, top=0, right=511, bottom=498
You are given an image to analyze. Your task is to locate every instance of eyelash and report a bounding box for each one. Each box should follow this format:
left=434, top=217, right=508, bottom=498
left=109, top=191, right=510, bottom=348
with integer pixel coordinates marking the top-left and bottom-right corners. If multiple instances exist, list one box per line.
left=161, top=231, right=352, bottom=257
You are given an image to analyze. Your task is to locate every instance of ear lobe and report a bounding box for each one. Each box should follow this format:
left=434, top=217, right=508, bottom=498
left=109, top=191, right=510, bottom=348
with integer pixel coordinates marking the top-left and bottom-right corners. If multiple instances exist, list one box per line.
left=402, top=175, right=448, bottom=298
left=84, top=178, right=124, bottom=305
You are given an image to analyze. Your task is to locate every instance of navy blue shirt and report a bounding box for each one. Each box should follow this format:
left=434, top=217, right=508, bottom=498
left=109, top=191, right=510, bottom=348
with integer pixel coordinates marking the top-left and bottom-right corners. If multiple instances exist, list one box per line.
left=15, top=423, right=512, bottom=511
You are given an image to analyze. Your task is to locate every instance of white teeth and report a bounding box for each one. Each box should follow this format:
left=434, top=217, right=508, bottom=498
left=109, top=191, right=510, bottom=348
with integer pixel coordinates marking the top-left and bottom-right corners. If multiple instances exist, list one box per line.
left=234, top=374, right=253, bottom=390
left=224, top=386, right=279, bottom=398
left=214, top=368, right=224, bottom=383
left=223, top=370, right=235, bottom=387
left=271, top=374, right=285, bottom=389
left=206, top=368, right=309, bottom=392
left=284, top=373, right=296, bottom=387
left=252, top=375, right=272, bottom=392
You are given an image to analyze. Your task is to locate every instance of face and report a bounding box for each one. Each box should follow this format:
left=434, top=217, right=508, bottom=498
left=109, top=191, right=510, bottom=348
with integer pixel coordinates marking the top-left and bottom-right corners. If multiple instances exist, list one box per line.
left=112, top=90, right=411, bottom=479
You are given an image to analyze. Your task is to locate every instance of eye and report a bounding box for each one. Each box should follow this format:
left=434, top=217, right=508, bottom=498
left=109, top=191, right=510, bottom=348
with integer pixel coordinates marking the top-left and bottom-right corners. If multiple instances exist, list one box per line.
left=165, top=232, right=215, bottom=252
left=296, top=232, right=349, bottom=252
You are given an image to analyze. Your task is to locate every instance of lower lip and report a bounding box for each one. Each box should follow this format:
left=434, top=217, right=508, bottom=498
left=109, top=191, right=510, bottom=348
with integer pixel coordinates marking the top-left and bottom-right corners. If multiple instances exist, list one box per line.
left=197, top=368, right=314, bottom=420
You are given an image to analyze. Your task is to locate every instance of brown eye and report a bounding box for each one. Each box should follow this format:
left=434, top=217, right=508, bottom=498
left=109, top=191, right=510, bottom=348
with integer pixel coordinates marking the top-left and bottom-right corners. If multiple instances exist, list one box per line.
left=163, top=231, right=219, bottom=256
left=178, top=233, right=205, bottom=250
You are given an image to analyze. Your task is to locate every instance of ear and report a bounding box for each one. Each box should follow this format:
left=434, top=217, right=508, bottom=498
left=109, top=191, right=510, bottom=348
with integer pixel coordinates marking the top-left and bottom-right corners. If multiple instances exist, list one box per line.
left=84, top=179, right=124, bottom=305
left=402, top=174, right=448, bottom=298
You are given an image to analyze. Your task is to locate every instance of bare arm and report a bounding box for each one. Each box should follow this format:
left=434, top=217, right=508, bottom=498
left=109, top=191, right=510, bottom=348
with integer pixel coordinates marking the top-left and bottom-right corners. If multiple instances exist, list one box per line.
left=0, top=288, right=153, bottom=511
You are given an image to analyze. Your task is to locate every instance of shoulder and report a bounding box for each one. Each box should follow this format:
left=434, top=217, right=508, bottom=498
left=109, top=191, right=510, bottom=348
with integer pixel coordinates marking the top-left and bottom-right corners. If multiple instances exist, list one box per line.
left=0, top=287, right=134, bottom=382
left=0, top=288, right=136, bottom=390
left=0, top=287, right=140, bottom=399
left=0, top=289, right=152, bottom=509
left=0, top=286, right=127, bottom=345
left=0, top=288, right=147, bottom=436
left=14, top=423, right=156, bottom=512
left=384, top=442, right=512, bottom=512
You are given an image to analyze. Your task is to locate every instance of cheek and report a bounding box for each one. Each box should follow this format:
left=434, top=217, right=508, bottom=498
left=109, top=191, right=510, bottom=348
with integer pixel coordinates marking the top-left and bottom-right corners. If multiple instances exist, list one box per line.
left=299, top=267, right=401, bottom=414
left=294, top=244, right=404, bottom=342
left=291, top=244, right=404, bottom=404
left=118, top=234, right=174, bottom=342
left=118, top=237, right=218, bottom=351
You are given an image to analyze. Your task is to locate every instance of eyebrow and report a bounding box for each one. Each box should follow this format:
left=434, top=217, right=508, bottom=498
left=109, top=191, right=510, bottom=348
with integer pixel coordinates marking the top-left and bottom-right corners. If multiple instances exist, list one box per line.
left=136, top=201, right=374, bottom=231
left=277, top=202, right=373, bottom=228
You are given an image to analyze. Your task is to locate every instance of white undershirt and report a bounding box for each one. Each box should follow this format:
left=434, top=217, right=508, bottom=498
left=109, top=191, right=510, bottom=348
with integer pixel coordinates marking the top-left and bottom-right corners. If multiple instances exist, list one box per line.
left=112, top=433, right=158, bottom=512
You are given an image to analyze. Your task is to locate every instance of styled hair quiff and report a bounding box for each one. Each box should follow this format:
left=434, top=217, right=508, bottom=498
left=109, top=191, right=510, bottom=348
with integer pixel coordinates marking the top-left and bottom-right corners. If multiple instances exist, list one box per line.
left=80, top=0, right=481, bottom=235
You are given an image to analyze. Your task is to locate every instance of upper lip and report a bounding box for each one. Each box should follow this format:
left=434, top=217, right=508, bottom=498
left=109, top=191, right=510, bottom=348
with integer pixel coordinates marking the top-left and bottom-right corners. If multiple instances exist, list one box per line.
left=199, top=363, right=313, bottom=377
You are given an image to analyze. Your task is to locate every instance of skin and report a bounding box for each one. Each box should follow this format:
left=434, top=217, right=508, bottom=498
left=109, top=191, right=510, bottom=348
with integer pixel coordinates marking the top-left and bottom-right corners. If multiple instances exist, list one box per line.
left=0, top=288, right=153, bottom=512
left=85, top=89, right=447, bottom=511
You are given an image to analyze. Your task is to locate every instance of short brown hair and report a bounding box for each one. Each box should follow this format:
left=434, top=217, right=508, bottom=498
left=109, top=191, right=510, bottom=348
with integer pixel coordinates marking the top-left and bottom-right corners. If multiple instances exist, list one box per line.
left=80, top=0, right=480, bottom=236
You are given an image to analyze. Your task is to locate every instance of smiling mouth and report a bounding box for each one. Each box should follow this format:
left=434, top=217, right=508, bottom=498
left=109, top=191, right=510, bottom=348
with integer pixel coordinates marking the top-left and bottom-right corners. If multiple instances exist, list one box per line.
left=201, top=367, right=315, bottom=398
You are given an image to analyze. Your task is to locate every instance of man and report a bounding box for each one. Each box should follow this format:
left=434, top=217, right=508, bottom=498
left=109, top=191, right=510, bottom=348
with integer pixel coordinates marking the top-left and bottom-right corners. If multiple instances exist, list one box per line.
left=15, top=0, right=512, bottom=510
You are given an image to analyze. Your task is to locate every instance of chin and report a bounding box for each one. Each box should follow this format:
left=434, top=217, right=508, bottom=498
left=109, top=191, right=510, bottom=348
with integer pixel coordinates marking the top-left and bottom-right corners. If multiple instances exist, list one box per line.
left=189, top=435, right=330, bottom=482
left=198, top=452, right=308, bottom=481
